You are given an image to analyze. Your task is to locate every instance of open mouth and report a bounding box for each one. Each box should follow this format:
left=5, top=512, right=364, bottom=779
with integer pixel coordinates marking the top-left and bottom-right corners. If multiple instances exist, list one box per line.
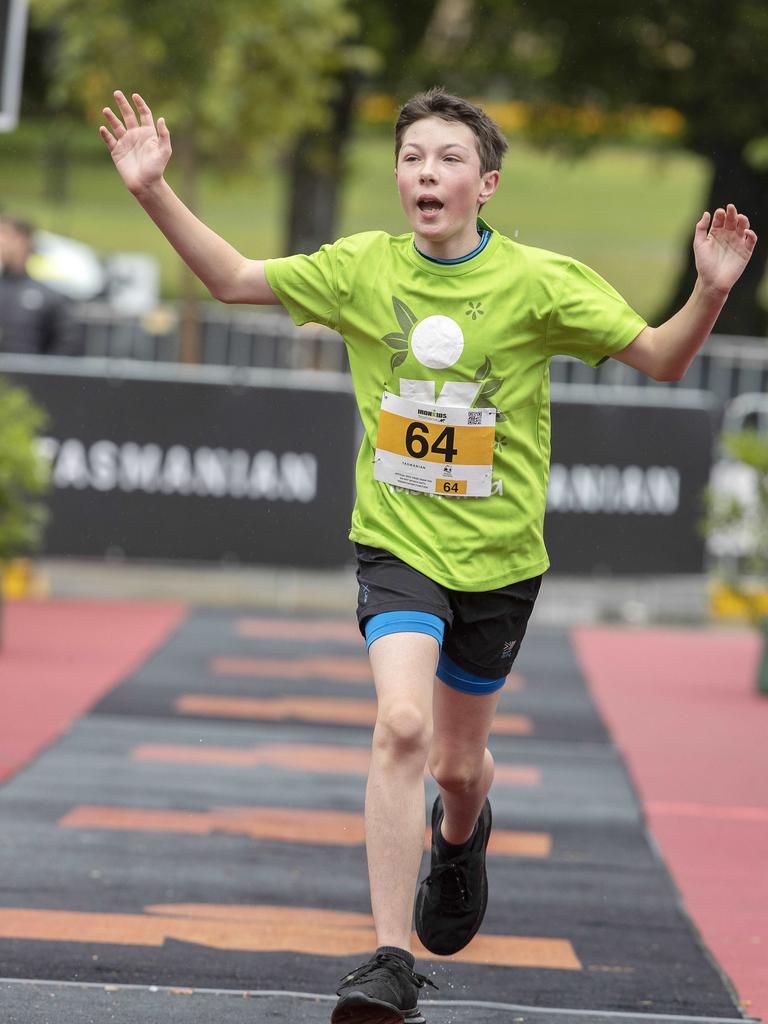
left=417, top=199, right=444, bottom=214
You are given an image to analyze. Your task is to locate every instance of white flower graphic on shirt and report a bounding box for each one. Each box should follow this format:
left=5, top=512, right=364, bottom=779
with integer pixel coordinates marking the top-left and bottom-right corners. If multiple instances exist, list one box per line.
left=411, top=315, right=464, bottom=369
left=382, top=295, right=506, bottom=421
left=382, top=296, right=463, bottom=371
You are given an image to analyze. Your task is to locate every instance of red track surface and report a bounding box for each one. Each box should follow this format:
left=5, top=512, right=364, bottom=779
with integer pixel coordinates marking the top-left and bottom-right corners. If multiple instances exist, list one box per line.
left=575, top=626, right=767, bottom=1022
left=0, top=599, right=186, bottom=783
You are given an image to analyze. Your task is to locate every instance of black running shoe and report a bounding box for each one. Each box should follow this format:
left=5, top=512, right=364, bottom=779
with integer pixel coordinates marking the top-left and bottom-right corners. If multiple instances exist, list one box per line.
left=331, top=951, right=437, bottom=1024
left=414, top=795, right=492, bottom=956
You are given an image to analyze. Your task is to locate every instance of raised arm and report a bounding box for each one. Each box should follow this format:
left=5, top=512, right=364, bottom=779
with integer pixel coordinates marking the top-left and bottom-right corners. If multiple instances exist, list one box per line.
left=100, top=91, right=279, bottom=305
left=612, top=203, right=758, bottom=381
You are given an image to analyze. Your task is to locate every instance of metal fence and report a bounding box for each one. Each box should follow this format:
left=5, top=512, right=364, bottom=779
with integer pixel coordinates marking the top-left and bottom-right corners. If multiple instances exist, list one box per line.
left=721, top=391, right=768, bottom=433
left=75, top=303, right=349, bottom=373
left=73, top=302, right=767, bottom=406
left=551, top=334, right=768, bottom=407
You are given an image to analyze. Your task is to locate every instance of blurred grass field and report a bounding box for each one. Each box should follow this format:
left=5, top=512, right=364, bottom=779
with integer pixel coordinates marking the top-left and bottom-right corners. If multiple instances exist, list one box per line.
left=0, top=122, right=709, bottom=319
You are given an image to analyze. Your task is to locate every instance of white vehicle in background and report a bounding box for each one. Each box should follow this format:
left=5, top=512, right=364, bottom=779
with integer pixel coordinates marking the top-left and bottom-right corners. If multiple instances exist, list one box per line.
left=28, top=230, right=160, bottom=315
left=27, top=231, right=106, bottom=301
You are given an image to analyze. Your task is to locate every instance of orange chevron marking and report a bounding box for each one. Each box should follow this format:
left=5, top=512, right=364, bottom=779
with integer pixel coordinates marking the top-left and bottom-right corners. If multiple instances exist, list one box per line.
left=58, top=805, right=552, bottom=858
left=210, top=656, right=523, bottom=691
left=647, top=801, right=768, bottom=823
left=211, top=656, right=373, bottom=683
left=235, top=618, right=363, bottom=643
left=210, top=659, right=524, bottom=692
left=0, top=904, right=580, bottom=969
left=131, top=742, right=541, bottom=786
left=231, top=619, right=526, bottom=690
left=174, top=695, right=533, bottom=735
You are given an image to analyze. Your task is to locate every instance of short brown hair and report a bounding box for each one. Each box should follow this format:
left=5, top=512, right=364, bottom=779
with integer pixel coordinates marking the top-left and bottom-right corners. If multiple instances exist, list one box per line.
left=395, top=88, right=508, bottom=175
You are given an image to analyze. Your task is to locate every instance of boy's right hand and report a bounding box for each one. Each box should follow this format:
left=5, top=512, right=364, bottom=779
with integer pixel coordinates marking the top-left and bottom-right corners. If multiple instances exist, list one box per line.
left=100, top=91, right=171, bottom=196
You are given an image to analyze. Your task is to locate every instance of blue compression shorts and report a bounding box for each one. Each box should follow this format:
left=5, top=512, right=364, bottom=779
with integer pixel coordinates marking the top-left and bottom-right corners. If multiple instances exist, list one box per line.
left=364, top=610, right=506, bottom=696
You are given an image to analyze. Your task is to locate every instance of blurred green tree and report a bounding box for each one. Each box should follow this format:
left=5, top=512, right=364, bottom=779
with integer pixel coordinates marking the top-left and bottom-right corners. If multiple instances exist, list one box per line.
left=30, top=0, right=362, bottom=358
left=284, top=0, right=439, bottom=254
left=442, top=0, right=768, bottom=335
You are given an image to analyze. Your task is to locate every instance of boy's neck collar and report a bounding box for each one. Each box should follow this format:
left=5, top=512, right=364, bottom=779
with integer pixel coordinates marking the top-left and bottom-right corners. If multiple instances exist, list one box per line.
left=414, top=219, right=492, bottom=266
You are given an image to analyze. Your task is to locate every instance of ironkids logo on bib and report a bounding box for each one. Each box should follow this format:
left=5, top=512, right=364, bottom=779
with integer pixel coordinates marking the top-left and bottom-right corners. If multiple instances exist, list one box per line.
left=374, top=391, right=496, bottom=497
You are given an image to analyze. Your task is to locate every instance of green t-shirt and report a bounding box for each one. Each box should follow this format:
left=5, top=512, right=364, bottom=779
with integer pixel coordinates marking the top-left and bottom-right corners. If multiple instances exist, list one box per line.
left=265, top=222, right=646, bottom=591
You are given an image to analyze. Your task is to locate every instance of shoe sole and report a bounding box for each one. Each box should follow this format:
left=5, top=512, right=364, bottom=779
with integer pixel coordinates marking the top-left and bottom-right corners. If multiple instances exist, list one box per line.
left=414, top=795, right=492, bottom=956
left=331, top=992, right=425, bottom=1023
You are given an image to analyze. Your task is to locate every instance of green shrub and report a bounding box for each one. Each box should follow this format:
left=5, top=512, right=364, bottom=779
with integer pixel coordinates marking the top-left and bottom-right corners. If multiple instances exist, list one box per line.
left=0, top=379, right=51, bottom=559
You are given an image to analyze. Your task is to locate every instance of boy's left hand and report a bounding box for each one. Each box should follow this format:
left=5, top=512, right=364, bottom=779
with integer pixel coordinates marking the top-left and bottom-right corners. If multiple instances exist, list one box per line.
left=694, top=203, right=757, bottom=295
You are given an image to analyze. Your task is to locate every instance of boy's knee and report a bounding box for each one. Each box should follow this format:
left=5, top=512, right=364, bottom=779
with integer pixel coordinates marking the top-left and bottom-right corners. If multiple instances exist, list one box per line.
left=373, top=701, right=432, bottom=758
left=429, top=748, right=489, bottom=792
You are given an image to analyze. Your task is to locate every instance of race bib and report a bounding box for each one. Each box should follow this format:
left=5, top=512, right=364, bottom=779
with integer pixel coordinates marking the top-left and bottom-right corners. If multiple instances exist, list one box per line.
left=374, top=391, right=496, bottom=497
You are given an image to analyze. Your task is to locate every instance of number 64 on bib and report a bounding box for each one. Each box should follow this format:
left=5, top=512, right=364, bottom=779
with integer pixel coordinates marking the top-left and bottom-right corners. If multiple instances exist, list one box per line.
left=373, top=391, right=496, bottom=497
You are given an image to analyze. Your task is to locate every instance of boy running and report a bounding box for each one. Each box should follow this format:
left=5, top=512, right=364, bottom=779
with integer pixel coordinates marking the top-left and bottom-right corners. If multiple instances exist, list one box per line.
left=100, top=88, right=757, bottom=1024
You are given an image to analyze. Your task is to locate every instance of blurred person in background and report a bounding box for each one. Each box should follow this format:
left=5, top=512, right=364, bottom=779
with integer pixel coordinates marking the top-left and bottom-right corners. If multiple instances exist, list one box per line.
left=0, top=216, right=78, bottom=355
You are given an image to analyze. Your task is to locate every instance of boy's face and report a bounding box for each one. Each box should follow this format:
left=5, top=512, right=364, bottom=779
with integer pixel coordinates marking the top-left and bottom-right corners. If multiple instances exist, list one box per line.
left=395, top=116, right=499, bottom=253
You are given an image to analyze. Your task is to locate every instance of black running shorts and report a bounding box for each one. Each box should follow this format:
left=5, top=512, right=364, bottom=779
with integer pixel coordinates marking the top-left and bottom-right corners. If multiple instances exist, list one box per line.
left=355, top=543, right=542, bottom=680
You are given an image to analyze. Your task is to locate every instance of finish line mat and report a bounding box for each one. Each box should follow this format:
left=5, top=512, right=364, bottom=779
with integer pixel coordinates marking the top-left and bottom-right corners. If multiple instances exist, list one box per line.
left=0, top=981, right=756, bottom=1024
left=0, top=608, right=748, bottom=1020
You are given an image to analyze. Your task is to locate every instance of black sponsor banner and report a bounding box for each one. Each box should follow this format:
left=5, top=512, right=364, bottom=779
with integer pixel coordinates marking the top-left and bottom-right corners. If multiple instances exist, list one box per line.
left=546, top=393, right=717, bottom=574
left=11, top=367, right=357, bottom=567
left=8, top=361, right=718, bottom=574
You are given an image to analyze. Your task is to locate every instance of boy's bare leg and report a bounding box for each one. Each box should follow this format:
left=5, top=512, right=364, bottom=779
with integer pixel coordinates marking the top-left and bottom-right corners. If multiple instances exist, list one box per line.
left=428, top=684, right=503, bottom=844
left=366, top=632, right=439, bottom=950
